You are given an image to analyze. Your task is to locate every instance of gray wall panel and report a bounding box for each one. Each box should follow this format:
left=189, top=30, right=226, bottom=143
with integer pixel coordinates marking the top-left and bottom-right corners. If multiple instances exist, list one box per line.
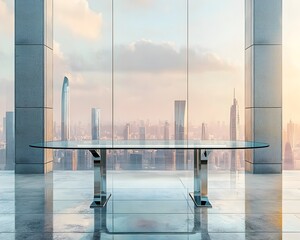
left=15, top=0, right=53, bottom=173
left=245, top=0, right=282, bottom=173
left=15, top=45, right=44, bottom=108
left=15, top=0, right=44, bottom=44
left=253, top=45, right=282, bottom=108
left=253, top=0, right=282, bottom=44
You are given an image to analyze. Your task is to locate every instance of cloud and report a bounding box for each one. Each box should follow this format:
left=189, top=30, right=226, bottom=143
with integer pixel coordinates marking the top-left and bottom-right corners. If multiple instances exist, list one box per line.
left=125, top=0, right=153, bottom=7
left=55, top=0, right=102, bottom=40
left=0, top=0, right=13, bottom=35
left=53, top=41, right=85, bottom=88
left=69, top=39, right=236, bottom=73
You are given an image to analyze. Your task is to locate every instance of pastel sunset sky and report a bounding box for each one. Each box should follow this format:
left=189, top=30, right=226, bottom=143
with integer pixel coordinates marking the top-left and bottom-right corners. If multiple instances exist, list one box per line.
left=0, top=0, right=299, bottom=129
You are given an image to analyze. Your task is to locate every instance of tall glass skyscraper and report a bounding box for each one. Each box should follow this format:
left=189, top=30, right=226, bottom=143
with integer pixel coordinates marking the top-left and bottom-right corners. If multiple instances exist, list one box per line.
left=174, top=100, right=187, bottom=170
left=230, top=90, right=239, bottom=141
left=123, top=123, right=130, bottom=140
left=61, top=77, right=70, bottom=141
left=174, top=100, right=187, bottom=141
left=91, top=108, right=101, bottom=140
left=230, top=90, right=239, bottom=170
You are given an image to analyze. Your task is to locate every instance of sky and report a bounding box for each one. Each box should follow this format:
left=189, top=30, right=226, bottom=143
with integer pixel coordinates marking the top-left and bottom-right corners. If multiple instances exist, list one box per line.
left=0, top=0, right=299, bottom=130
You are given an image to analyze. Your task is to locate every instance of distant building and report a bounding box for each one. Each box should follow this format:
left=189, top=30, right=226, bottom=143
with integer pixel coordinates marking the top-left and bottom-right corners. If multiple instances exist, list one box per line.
left=174, top=100, right=187, bottom=170
left=284, top=142, right=294, bottom=170
left=175, top=100, right=187, bottom=141
left=124, top=123, right=130, bottom=140
left=91, top=108, right=101, bottom=140
left=284, top=120, right=295, bottom=170
left=230, top=90, right=239, bottom=171
left=287, top=120, right=295, bottom=149
left=61, top=77, right=70, bottom=141
left=123, top=123, right=130, bottom=164
left=139, top=126, right=146, bottom=140
left=164, top=121, right=170, bottom=140
left=5, top=112, right=15, bottom=170
left=201, top=123, right=208, bottom=140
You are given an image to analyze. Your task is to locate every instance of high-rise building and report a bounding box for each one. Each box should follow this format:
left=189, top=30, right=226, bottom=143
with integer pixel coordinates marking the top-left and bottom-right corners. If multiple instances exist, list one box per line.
left=91, top=108, right=101, bottom=140
left=287, top=120, right=295, bottom=149
left=230, top=90, right=239, bottom=141
left=124, top=123, right=130, bottom=140
left=284, top=120, right=295, bottom=170
left=61, top=76, right=70, bottom=141
left=5, top=112, right=15, bottom=170
left=139, top=126, right=146, bottom=140
left=230, top=90, right=240, bottom=171
left=164, top=121, right=170, bottom=140
left=174, top=100, right=187, bottom=170
left=201, top=123, right=208, bottom=140
left=284, top=142, right=294, bottom=170
left=174, top=100, right=187, bottom=141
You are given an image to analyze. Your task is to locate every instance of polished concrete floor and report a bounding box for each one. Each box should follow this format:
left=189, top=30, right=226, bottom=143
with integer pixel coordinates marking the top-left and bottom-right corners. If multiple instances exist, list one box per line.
left=0, top=170, right=300, bottom=239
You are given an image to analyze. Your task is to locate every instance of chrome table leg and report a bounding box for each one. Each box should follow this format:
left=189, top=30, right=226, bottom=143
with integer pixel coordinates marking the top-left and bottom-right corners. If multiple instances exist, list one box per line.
left=90, top=149, right=111, bottom=208
left=189, top=149, right=212, bottom=207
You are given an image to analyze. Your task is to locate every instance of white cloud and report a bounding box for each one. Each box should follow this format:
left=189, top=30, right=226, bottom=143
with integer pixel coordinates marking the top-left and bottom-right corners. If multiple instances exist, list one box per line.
left=127, top=0, right=153, bottom=6
left=69, top=39, right=236, bottom=73
left=53, top=41, right=85, bottom=87
left=55, top=0, right=102, bottom=40
left=0, top=0, right=13, bottom=35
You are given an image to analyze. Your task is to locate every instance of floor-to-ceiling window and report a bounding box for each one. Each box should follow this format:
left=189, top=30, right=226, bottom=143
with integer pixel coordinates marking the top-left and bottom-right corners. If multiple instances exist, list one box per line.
left=0, top=0, right=14, bottom=171
left=52, top=0, right=112, bottom=170
left=0, top=0, right=247, bottom=172
left=283, top=0, right=300, bottom=170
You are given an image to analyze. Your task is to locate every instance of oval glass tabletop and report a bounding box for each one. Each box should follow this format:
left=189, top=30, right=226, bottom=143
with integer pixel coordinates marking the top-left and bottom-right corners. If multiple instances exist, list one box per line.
left=30, top=140, right=269, bottom=150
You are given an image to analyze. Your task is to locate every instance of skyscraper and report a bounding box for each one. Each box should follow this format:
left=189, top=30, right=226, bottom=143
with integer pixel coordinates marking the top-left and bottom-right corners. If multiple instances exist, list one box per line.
left=285, top=120, right=295, bottom=170
left=284, top=142, right=294, bottom=170
left=174, top=100, right=187, bottom=141
left=201, top=122, right=208, bottom=140
left=61, top=77, right=70, bottom=141
left=5, top=112, right=15, bottom=170
left=124, top=123, right=130, bottom=140
left=164, top=121, right=170, bottom=140
left=287, top=120, right=295, bottom=149
left=230, top=90, right=240, bottom=171
left=139, top=126, right=146, bottom=140
left=123, top=123, right=131, bottom=168
left=91, top=108, right=101, bottom=140
left=174, top=100, right=187, bottom=170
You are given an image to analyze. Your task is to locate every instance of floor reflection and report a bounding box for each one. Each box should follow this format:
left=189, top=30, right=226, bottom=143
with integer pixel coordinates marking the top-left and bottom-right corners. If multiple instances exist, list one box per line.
left=0, top=170, right=299, bottom=239
left=15, top=173, right=54, bottom=239
left=245, top=173, right=282, bottom=239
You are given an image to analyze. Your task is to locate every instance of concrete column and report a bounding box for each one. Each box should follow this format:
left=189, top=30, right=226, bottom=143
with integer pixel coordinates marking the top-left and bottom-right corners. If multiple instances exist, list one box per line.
left=15, top=0, right=53, bottom=173
left=245, top=0, right=282, bottom=173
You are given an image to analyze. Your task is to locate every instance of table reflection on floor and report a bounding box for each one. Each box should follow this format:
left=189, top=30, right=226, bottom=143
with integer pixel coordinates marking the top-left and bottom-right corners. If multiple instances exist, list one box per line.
left=1, top=169, right=298, bottom=240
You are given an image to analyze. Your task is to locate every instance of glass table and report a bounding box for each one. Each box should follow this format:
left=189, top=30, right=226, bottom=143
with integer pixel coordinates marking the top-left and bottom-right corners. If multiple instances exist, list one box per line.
left=30, top=140, right=269, bottom=208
